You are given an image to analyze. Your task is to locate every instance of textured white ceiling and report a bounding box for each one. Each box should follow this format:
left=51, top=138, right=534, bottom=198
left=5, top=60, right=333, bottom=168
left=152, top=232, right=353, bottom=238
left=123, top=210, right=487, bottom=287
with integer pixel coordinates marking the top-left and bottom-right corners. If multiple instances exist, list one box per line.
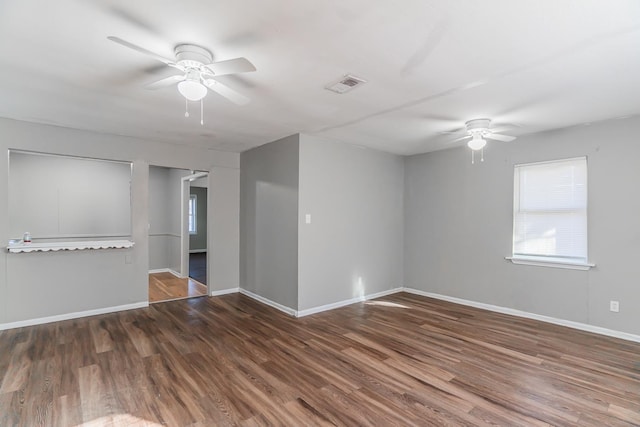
left=0, top=0, right=639, bottom=155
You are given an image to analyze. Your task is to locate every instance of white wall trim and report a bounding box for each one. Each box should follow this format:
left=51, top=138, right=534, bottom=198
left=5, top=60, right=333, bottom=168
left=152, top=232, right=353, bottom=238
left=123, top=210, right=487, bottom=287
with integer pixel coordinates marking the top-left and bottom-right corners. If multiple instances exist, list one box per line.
left=403, top=288, right=640, bottom=344
left=0, top=302, right=149, bottom=331
left=296, top=287, right=403, bottom=318
left=238, top=289, right=297, bottom=317
left=148, top=268, right=182, bottom=277
left=210, top=287, right=239, bottom=297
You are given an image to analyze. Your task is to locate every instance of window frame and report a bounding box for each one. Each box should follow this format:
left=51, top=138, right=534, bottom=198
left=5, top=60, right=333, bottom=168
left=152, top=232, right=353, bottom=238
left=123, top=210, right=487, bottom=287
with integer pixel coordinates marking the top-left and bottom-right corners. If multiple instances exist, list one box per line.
left=508, top=156, right=594, bottom=270
left=188, top=194, right=197, bottom=235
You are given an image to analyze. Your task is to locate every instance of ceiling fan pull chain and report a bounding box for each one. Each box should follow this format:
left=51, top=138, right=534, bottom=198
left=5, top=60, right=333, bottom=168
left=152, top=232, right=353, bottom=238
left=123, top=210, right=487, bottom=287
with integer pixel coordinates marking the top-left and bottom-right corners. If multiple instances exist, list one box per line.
left=201, top=99, right=204, bottom=126
left=481, top=148, right=484, bottom=162
left=471, top=150, right=475, bottom=164
left=185, top=99, right=190, bottom=118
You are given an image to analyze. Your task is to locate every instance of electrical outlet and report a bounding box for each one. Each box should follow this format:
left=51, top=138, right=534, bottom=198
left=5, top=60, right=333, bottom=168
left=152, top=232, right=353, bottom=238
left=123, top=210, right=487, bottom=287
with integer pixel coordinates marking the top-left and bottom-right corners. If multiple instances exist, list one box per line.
left=610, top=300, right=619, bottom=313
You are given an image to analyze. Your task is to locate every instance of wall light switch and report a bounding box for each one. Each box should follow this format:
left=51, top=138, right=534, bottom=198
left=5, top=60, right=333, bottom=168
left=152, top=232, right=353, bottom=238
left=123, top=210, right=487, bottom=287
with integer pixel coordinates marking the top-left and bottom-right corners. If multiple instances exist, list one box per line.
left=305, top=214, right=311, bottom=224
left=610, top=300, right=619, bottom=312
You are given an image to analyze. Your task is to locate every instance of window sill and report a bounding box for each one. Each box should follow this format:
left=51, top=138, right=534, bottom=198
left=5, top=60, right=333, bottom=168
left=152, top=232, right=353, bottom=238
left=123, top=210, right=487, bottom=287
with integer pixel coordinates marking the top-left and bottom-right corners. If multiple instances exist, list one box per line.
left=505, top=256, right=595, bottom=271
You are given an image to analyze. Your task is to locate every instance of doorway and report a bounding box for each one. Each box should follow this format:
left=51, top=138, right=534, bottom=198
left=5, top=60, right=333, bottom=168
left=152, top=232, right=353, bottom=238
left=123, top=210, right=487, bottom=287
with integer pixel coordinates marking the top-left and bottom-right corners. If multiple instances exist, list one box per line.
left=148, top=166, right=209, bottom=303
left=186, top=174, right=208, bottom=286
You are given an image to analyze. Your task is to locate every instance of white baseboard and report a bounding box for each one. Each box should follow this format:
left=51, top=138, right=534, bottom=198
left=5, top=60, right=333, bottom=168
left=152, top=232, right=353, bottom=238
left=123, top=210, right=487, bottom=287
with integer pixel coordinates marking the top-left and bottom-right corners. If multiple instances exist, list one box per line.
left=403, top=288, right=640, bottom=344
left=210, top=287, right=239, bottom=297
left=7, top=281, right=632, bottom=344
left=148, top=268, right=182, bottom=278
left=236, top=287, right=403, bottom=318
left=296, top=287, right=403, bottom=317
left=189, top=249, right=207, bottom=254
left=246, top=283, right=640, bottom=343
left=0, top=302, right=149, bottom=331
left=238, top=289, right=297, bottom=317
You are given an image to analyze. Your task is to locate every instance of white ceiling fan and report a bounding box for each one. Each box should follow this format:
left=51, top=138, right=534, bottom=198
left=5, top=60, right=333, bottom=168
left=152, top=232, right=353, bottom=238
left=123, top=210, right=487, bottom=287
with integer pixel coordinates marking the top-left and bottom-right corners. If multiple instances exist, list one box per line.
left=107, top=36, right=256, bottom=106
left=443, top=118, right=517, bottom=163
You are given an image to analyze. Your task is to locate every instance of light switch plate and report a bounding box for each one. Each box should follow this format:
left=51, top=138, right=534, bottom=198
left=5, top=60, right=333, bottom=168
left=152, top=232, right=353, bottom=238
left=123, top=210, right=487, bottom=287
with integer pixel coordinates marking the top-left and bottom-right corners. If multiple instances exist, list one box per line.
left=305, top=214, right=311, bottom=224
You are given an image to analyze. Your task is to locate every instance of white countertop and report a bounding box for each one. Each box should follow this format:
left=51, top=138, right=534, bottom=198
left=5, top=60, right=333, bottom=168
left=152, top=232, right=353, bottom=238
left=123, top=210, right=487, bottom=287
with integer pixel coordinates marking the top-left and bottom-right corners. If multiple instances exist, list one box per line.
left=7, top=240, right=134, bottom=253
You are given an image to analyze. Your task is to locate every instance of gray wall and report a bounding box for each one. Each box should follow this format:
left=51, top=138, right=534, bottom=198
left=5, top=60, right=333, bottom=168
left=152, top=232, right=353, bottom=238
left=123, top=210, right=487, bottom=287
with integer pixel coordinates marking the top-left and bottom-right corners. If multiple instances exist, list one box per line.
left=240, top=134, right=299, bottom=309
left=298, top=135, right=405, bottom=311
left=148, top=166, right=169, bottom=270
left=9, top=152, right=132, bottom=240
left=404, top=116, right=640, bottom=336
left=189, top=186, right=208, bottom=252
left=5, top=110, right=637, bottom=341
left=148, top=166, right=188, bottom=272
left=0, top=117, right=239, bottom=325
left=209, top=167, right=239, bottom=292
left=168, top=168, right=190, bottom=273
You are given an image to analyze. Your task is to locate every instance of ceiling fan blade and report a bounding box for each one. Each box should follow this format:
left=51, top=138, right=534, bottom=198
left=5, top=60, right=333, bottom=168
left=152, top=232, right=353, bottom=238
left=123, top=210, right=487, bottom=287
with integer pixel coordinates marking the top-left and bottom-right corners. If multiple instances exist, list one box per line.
left=438, top=127, right=465, bottom=135
left=485, top=133, right=516, bottom=142
left=490, top=122, right=523, bottom=134
left=144, top=75, right=184, bottom=90
left=108, top=36, right=176, bottom=66
left=451, top=135, right=472, bottom=143
left=203, top=79, right=250, bottom=105
left=204, top=57, right=256, bottom=76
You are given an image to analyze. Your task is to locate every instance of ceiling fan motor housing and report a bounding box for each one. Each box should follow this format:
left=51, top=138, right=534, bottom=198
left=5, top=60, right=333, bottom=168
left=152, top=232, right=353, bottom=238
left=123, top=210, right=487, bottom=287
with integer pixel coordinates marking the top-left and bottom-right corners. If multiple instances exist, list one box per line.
left=174, top=44, right=213, bottom=68
left=465, top=118, right=491, bottom=136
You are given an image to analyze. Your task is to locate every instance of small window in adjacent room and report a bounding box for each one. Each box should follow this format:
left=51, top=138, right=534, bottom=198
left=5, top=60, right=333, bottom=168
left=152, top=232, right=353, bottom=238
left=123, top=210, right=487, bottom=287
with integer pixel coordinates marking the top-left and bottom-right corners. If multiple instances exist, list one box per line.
left=512, top=157, right=591, bottom=268
left=189, top=195, right=197, bottom=235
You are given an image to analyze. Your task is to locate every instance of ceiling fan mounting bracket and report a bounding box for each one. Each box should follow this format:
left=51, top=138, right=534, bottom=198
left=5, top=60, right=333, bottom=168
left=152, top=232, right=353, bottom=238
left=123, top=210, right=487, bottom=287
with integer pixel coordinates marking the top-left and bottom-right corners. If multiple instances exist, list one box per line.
left=174, top=44, right=213, bottom=68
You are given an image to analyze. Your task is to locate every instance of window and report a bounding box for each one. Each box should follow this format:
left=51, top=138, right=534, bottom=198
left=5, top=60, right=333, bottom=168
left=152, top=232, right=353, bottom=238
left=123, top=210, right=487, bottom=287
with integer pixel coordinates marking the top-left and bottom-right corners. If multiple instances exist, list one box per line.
left=512, top=157, right=589, bottom=267
left=189, top=195, right=197, bottom=235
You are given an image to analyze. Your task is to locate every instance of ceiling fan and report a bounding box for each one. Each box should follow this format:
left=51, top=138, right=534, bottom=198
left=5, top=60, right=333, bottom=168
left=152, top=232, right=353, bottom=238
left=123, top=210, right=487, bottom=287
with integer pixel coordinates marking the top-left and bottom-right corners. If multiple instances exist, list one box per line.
left=444, top=118, right=517, bottom=163
left=108, top=36, right=256, bottom=113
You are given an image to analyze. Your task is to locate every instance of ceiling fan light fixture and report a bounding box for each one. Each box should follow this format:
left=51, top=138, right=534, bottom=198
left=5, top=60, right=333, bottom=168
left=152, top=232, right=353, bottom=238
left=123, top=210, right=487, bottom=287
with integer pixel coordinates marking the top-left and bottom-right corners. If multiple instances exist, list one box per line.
left=178, top=79, right=207, bottom=101
left=467, top=134, right=487, bottom=151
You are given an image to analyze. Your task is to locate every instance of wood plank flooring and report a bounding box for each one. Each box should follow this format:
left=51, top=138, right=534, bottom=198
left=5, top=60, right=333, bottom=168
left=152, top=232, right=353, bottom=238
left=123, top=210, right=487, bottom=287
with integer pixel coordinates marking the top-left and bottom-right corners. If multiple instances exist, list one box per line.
left=148, top=272, right=207, bottom=303
left=1, top=292, right=639, bottom=426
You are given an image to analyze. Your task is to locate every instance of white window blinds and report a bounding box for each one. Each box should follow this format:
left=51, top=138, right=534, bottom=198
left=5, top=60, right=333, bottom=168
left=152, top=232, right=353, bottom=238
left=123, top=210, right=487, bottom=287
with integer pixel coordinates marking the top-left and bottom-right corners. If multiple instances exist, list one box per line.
left=513, top=157, right=587, bottom=263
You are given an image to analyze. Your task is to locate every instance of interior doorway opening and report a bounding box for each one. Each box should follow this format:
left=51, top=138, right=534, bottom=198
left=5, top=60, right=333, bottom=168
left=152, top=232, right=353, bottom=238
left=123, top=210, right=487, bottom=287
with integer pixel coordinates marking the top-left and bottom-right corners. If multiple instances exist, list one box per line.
left=147, top=166, right=209, bottom=303
left=185, top=172, right=208, bottom=286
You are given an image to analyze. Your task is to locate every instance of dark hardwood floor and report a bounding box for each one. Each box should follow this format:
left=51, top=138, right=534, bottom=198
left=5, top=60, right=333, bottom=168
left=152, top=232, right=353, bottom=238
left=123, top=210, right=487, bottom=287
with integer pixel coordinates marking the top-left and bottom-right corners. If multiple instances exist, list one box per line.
left=1, top=292, right=639, bottom=426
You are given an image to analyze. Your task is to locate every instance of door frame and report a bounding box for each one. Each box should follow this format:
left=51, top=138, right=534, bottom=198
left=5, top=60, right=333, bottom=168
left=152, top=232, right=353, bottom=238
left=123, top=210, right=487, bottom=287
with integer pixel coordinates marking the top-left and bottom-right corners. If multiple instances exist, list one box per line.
left=180, top=171, right=208, bottom=291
